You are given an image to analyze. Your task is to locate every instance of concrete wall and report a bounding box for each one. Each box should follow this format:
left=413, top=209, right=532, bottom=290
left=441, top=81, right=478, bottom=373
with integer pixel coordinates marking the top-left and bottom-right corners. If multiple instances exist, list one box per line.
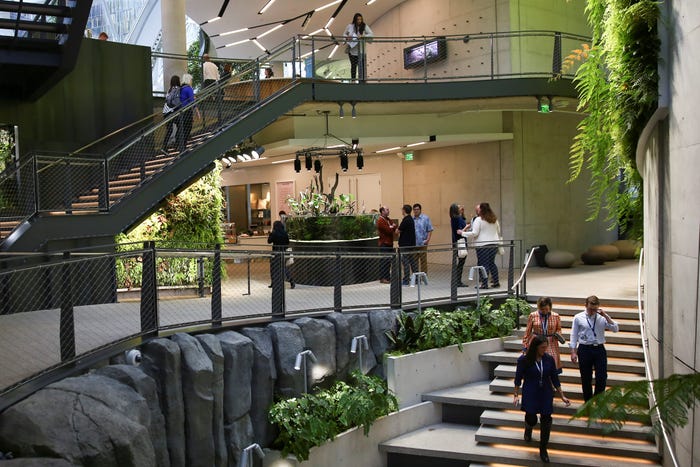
left=642, top=2, right=700, bottom=465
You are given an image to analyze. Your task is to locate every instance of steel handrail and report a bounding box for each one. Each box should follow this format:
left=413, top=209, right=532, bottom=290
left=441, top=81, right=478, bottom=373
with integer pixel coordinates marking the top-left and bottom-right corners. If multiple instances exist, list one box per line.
left=636, top=248, right=679, bottom=467
left=511, top=245, right=538, bottom=295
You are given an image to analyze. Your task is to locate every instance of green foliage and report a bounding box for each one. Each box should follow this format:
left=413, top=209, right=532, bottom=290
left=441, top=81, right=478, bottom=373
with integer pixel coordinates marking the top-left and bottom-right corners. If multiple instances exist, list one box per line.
left=566, top=0, right=660, bottom=240
left=187, top=40, right=202, bottom=90
left=573, top=373, right=700, bottom=435
left=285, top=214, right=378, bottom=241
left=500, top=297, right=533, bottom=318
left=387, top=300, right=519, bottom=354
left=114, top=165, right=225, bottom=288
left=269, top=371, right=398, bottom=461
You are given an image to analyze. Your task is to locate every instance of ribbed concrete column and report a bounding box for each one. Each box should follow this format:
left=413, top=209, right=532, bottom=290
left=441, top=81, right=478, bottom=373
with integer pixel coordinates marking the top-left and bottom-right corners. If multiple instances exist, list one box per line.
left=160, top=0, right=187, bottom=92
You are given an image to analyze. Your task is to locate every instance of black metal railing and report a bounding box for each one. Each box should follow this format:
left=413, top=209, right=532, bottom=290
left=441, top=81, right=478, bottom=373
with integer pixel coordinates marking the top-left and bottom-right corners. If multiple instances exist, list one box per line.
left=0, top=239, right=523, bottom=405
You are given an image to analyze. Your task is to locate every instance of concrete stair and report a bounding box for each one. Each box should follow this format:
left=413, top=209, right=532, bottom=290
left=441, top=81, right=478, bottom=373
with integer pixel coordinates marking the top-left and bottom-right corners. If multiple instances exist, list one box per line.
left=380, top=299, right=661, bottom=466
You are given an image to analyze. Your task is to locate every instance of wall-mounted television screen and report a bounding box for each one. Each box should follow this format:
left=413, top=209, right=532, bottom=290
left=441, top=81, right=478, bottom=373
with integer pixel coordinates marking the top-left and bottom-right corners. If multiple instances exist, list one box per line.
left=403, top=37, right=447, bottom=69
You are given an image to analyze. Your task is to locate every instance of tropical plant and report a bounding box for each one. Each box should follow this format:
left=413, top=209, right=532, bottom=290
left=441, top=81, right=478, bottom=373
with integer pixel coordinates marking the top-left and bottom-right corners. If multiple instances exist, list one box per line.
left=564, top=0, right=660, bottom=240
left=387, top=300, right=521, bottom=354
left=573, top=372, right=700, bottom=435
left=287, top=172, right=356, bottom=217
left=115, top=165, right=225, bottom=288
left=269, top=371, right=398, bottom=461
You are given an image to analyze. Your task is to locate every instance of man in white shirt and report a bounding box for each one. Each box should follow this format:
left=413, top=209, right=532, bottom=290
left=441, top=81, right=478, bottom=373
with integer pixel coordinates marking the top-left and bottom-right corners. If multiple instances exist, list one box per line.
left=569, top=295, right=619, bottom=401
left=202, top=54, right=220, bottom=87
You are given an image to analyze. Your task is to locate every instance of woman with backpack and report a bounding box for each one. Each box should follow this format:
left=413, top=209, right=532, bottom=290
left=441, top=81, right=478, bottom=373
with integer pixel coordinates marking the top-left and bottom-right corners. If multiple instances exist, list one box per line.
left=161, top=75, right=180, bottom=153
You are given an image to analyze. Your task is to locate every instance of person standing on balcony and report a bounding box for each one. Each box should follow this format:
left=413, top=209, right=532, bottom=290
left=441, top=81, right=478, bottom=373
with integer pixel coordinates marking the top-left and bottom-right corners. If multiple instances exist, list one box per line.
left=344, top=13, right=373, bottom=82
left=397, top=204, right=417, bottom=286
left=377, top=206, right=396, bottom=284
left=570, top=295, right=619, bottom=401
left=177, top=73, right=200, bottom=152
left=412, top=203, right=433, bottom=273
left=267, top=220, right=294, bottom=289
left=457, top=202, right=500, bottom=289
left=514, top=335, right=571, bottom=463
left=522, top=296, right=564, bottom=373
left=449, top=203, right=468, bottom=287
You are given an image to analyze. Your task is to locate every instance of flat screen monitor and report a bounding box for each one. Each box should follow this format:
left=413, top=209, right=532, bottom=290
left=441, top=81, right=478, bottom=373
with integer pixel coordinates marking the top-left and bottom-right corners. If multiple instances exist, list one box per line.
left=403, top=37, right=447, bottom=69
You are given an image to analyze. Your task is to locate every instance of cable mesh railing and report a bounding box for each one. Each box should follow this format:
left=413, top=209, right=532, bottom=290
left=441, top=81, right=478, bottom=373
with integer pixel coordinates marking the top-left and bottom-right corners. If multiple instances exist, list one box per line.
left=0, top=240, right=522, bottom=405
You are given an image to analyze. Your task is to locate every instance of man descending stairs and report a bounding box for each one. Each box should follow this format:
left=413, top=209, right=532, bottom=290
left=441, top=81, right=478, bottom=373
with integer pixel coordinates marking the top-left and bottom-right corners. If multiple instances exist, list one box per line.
left=380, top=299, right=661, bottom=466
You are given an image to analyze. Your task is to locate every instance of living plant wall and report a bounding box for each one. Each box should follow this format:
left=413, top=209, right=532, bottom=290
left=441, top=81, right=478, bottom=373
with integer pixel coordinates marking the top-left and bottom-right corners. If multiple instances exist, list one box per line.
left=115, top=165, right=225, bottom=288
left=566, top=0, right=659, bottom=240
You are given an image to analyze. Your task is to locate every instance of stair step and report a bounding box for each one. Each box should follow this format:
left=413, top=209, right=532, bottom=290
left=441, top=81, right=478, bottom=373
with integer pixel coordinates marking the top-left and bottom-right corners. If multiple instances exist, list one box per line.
left=479, top=409, right=653, bottom=441
left=493, top=364, right=645, bottom=385
left=519, top=315, right=641, bottom=333
left=474, top=426, right=659, bottom=461
left=513, top=329, right=642, bottom=346
left=489, top=377, right=622, bottom=401
left=380, top=422, right=660, bottom=467
left=480, top=351, right=646, bottom=374
left=503, top=339, right=644, bottom=360
left=531, top=304, right=640, bottom=320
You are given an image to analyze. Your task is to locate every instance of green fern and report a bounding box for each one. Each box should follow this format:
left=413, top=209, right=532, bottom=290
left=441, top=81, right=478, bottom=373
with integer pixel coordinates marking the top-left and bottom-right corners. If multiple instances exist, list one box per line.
left=573, top=373, right=700, bottom=435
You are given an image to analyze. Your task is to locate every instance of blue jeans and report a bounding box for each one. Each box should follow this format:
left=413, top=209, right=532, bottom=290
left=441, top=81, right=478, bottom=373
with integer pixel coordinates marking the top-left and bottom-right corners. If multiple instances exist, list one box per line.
left=475, top=245, right=499, bottom=287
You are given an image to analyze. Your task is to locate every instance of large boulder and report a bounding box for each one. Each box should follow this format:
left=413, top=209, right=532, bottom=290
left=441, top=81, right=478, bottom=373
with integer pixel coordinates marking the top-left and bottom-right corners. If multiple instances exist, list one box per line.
left=95, top=364, right=170, bottom=467
left=581, top=249, right=606, bottom=265
left=196, top=334, right=227, bottom=467
left=544, top=250, right=576, bottom=268
left=172, top=333, right=215, bottom=467
left=588, top=244, right=620, bottom=261
left=268, top=321, right=306, bottom=397
left=224, top=415, right=254, bottom=467
left=326, top=312, right=377, bottom=379
left=294, top=317, right=337, bottom=385
left=216, top=331, right=254, bottom=422
left=239, top=327, right=277, bottom=447
left=611, top=239, right=638, bottom=259
left=367, top=309, right=399, bottom=378
left=0, top=459, right=73, bottom=466
left=0, top=374, right=155, bottom=466
left=140, top=338, right=186, bottom=467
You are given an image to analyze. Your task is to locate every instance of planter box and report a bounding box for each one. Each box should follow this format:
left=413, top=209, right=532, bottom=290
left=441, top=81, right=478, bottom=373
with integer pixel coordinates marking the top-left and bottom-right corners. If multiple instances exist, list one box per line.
left=263, top=402, right=441, bottom=467
left=386, top=337, right=504, bottom=408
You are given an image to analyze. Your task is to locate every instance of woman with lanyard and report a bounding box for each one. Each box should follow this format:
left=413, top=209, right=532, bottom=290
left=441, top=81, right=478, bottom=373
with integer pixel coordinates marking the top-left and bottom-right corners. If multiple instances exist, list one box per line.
left=514, top=335, right=571, bottom=463
left=522, top=296, right=564, bottom=373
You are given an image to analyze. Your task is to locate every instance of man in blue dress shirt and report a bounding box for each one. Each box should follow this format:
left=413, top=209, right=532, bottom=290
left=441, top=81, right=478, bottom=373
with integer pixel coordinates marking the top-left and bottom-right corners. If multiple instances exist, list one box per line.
left=570, top=295, right=619, bottom=401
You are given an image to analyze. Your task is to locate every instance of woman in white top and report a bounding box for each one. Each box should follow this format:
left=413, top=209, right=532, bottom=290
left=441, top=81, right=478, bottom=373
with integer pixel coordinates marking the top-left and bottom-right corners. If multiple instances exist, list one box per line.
left=458, top=202, right=501, bottom=288
left=343, top=13, right=373, bottom=81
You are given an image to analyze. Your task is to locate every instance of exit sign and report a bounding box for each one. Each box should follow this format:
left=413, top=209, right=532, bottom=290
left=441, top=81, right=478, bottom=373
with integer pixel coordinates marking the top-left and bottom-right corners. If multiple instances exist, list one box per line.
left=404, top=151, right=414, bottom=161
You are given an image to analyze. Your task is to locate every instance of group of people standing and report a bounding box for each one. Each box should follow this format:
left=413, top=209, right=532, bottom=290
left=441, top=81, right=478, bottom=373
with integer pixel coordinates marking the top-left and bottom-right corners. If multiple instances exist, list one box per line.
left=450, top=202, right=502, bottom=288
left=376, top=203, right=433, bottom=285
left=516, top=295, right=619, bottom=462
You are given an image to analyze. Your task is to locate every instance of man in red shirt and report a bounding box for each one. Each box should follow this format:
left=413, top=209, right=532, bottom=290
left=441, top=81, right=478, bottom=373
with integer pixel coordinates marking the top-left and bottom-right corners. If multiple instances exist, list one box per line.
left=377, top=206, right=396, bottom=283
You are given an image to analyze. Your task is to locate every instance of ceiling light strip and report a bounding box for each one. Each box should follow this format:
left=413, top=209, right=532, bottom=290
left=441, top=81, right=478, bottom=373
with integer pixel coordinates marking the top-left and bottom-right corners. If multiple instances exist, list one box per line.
left=406, top=141, right=426, bottom=147
left=257, top=23, right=284, bottom=39
left=258, top=0, right=276, bottom=15
left=315, top=0, right=342, bottom=13
left=375, top=146, right=402, bottom=153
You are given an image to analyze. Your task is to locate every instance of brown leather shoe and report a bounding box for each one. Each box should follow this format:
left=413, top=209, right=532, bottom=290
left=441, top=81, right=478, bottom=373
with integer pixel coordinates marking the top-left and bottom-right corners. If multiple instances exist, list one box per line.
left=379, top=279, right=391, bottom=284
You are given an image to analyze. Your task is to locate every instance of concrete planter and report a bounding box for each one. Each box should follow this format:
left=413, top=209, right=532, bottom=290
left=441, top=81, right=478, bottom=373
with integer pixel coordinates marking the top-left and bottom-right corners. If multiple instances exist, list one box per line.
left=263, top=338, right=504, bottom=467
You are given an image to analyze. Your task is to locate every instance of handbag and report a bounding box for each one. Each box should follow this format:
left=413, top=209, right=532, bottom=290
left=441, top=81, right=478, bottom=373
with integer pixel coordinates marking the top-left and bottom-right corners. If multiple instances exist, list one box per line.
left=285, top=247, right=294, bottom=266
left=496, top=221, right=505, bottom=255
left=457, top=238, right=468, bottom=258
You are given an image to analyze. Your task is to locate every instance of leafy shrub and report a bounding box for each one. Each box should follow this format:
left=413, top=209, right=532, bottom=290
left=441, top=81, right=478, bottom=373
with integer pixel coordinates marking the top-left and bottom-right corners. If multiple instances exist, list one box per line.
left=269, top=371, right=398, bottom=461
left=387, top=298, right=528, bottom=354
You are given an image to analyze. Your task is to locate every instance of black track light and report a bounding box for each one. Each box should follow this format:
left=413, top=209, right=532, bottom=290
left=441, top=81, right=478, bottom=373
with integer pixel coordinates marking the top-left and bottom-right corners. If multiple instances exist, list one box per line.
left=352, top=138, right=359, bottom=150
left=314, top=159, right=322, bottom=173
left=305, top=152, right=313, bottom=170
left=356, top=151, right=364, bottom=170
left=340, top=152, right=349, bottom=172
left=294, top=155, right=301, bottom=173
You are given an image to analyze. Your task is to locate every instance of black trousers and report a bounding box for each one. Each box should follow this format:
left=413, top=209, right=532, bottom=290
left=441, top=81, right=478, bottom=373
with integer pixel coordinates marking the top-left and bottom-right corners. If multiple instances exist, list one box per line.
left=577, top=344, right=607, bottom=401
left=379, top=244, right=393, bottom=281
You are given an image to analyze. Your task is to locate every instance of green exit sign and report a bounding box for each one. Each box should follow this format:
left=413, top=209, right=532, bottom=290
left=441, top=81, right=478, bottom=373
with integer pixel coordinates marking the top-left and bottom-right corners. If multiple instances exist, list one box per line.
left=404, top=151, right=414, bottom=161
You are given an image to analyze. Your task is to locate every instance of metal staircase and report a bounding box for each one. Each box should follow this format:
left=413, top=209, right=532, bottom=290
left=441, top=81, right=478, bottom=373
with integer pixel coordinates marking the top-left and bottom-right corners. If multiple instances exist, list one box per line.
left=0, top=0, right=93, bottom=100
left=380, top=300, right=661, bottom=466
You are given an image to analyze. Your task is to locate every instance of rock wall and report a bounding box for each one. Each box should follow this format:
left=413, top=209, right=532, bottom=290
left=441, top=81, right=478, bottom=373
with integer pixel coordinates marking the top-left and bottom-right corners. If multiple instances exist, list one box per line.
left=0, top=310, right=398, bottom=466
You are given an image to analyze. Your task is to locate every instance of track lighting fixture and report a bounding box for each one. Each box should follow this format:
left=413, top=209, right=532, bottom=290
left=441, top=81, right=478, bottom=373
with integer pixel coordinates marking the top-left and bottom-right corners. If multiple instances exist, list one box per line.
left=305, top=152, right=312, bottom=170
left=294, top=155, right=301, bottom=173
left=251, top=146, right=265, bottom=159
left=352, top=138, right=359, bottom=150
left=338, top=102, right=344, bottom=118
left=314, top=159, right=322, bottom=173
left=356, top=150, right=364, bottom=170
left=351, top=102, right=357, bottom=118
left=340, top=152, right=349, bottom=172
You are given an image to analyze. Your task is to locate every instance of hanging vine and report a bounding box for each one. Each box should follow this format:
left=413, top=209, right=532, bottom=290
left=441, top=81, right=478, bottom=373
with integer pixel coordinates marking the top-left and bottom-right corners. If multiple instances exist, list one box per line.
left=566, top=0, right=660, bottom=240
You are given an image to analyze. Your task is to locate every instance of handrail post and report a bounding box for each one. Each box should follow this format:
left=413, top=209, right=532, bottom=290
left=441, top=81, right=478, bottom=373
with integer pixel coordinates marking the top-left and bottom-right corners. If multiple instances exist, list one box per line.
left=211, top=244, right=222, bottom=326
left=450, top=245, right=458, bottom=301
left=140, top=241, right=158, bottom=334
left=334, top=250, right=342, bottom=312
left=507, top=240, right=514, bottom=294
left=390, top=248, right=401, bottom=309
left=60, top=251, right=75, bottom=361
left=490, top=32, right=495, bottom=79
left=310, top=35, right=316, bottom=80
left=271, top=250, right=285, bottom=318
